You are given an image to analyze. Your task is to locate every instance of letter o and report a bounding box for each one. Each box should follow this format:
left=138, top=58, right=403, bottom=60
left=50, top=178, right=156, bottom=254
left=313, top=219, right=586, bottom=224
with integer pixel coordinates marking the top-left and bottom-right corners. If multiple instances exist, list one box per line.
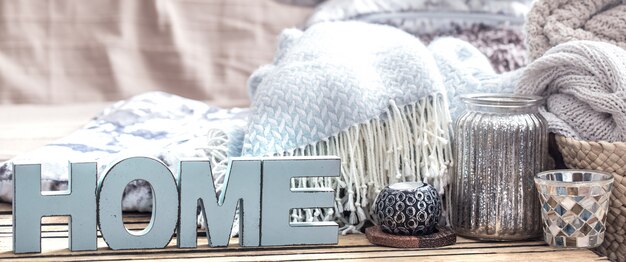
left=97, top=157, right=179, bottom=250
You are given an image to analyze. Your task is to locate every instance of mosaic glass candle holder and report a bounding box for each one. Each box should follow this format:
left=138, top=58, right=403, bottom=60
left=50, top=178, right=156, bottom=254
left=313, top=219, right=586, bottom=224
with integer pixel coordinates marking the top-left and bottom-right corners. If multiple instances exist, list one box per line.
left=535, top=170, right=614, bottom=248
left=374, top=182, right=441, bottom=235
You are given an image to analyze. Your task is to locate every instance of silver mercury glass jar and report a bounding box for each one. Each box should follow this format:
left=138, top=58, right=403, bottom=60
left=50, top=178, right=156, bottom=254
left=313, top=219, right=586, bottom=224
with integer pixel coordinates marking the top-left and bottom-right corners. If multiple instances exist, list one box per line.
left=450, top=93, right=548, bottom=240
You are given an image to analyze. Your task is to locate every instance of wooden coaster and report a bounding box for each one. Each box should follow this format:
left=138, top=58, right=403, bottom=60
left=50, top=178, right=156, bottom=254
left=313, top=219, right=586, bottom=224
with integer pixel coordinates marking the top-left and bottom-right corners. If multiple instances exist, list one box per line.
left=365, top=226, right=456, bottom=248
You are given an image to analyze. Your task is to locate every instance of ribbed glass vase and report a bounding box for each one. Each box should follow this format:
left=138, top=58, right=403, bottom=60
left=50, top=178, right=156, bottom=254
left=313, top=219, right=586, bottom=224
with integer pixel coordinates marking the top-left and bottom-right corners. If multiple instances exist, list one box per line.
left=450, top=93, right=548, bottom=240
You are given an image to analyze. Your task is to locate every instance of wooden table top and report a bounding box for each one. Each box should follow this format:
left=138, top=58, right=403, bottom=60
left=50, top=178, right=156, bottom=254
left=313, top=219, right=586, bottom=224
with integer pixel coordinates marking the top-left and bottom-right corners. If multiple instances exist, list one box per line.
left=0, top=103, right=609, bottom=261
left=0, top=202, right=607, bottom=261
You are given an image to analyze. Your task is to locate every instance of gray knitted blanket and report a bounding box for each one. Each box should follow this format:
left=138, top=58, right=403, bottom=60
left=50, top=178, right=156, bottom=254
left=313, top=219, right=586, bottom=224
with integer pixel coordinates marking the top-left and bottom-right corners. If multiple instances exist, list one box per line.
left=516, top=41, right=626, bottom=142
left=526, top=0, right=626, bottom=61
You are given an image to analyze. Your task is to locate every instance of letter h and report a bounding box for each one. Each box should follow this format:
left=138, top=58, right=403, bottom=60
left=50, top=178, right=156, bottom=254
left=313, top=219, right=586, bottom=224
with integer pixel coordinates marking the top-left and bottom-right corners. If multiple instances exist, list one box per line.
left=13, top=163, right=97, bottom=253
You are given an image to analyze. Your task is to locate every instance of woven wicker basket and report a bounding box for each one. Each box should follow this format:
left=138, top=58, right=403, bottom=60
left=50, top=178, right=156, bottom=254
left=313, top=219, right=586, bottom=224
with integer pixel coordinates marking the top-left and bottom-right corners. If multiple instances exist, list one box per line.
left=555, top=135, right=626, bottom=262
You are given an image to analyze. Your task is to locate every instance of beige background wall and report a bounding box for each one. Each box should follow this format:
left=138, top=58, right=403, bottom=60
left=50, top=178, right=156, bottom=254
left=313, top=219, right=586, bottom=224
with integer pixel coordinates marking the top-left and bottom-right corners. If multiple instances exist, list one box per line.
left=0, top=0, right=311, bottom=107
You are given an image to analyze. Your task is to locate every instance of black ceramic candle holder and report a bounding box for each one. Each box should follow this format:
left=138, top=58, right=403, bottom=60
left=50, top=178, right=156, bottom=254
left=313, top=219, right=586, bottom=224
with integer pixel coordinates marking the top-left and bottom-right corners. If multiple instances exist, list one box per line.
left=374, top=182, right=441, bottom=236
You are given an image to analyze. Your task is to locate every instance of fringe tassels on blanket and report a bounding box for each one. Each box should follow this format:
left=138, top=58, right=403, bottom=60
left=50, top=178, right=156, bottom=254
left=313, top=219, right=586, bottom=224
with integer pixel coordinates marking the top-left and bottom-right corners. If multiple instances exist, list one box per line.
left=276, top=95, right=452, bottom=234
left=200, top=129, right=231, bottom=192
left=203, top=95, right=452, bottom=234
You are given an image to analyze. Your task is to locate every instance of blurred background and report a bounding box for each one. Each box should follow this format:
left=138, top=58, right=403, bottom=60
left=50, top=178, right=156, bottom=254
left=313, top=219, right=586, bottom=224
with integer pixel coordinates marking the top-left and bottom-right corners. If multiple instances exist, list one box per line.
left=0, top=0, right=533, bottom=107
left=0, top=0, right=312, bottom=107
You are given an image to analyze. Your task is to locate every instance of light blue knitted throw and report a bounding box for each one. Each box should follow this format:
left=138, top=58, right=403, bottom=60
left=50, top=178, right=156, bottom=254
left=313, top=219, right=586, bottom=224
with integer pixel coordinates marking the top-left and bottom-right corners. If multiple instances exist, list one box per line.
left=243, top=22, right=455, bottom=233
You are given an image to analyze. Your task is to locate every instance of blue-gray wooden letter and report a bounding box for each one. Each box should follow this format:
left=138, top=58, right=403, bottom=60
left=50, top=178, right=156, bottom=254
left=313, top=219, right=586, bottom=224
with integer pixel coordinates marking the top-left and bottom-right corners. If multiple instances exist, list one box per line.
left=13, top=162, right=97, bottom=253
left=97, top=157, right=178, bottom=250
left=261, top=157, right=340, bottom=246
left=177, top=158, right=261, bottom=248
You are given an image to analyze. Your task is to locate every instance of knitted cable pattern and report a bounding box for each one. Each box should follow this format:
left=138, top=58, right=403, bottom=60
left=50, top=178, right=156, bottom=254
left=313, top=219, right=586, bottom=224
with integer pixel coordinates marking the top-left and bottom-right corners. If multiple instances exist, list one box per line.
left=243, top=21, right=454, bottom=233
left=525, top=0, right=626, bottom=61
left=516, top=40, right=626, bottom=142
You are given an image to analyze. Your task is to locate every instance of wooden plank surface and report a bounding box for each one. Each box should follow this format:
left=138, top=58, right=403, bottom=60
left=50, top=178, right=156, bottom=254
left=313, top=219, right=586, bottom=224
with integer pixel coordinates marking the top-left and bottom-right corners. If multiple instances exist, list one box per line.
left=0, top=104, right=610, bottom=261
left=0, top=202, right=607, bottom=261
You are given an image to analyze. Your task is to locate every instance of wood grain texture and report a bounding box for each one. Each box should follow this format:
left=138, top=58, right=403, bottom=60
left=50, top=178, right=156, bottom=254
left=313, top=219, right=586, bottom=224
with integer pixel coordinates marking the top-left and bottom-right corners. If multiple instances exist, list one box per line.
left=0, top=201, right=607, bottom=261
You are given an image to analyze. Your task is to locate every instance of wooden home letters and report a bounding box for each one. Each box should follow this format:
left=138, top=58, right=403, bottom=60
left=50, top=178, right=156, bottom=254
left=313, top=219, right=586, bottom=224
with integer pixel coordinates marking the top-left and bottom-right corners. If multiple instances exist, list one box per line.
left=12, top=156, right=340, bottom=253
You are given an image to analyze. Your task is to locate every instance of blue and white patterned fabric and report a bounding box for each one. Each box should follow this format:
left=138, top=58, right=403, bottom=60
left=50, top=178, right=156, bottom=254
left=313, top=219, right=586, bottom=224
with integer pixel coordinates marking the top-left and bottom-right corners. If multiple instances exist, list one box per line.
left=0, top=92, right=248, bottom=211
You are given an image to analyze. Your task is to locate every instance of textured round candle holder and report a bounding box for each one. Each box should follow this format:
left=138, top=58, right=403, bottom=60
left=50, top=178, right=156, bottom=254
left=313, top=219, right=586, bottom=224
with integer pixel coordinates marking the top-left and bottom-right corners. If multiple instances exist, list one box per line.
left=374, top=182, right=441, bottom=236
left=535, top=170, right=614, bottom=248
